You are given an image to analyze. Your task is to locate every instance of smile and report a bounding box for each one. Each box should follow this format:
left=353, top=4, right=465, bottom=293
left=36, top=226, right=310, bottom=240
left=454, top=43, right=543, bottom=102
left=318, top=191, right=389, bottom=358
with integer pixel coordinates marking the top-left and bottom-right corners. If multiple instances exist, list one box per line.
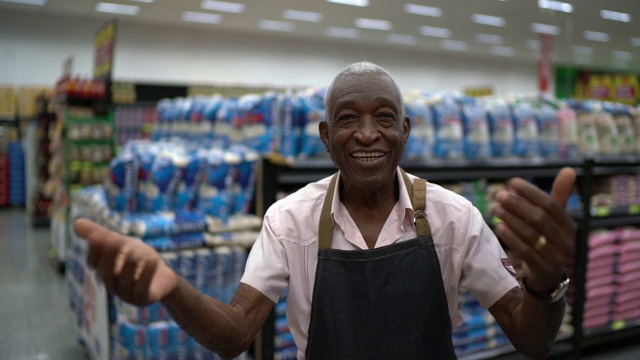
left=351, top=151, right=386, bottom=162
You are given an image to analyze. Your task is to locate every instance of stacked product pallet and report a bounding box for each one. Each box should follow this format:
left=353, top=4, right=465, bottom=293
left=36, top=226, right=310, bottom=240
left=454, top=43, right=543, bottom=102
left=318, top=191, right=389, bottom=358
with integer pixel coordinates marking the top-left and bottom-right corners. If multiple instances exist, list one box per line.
left=9, top=141, right=26, bottom=206
left=114, top=105, right=158, bottom=149
left=273, top=289, right=297, bottom=360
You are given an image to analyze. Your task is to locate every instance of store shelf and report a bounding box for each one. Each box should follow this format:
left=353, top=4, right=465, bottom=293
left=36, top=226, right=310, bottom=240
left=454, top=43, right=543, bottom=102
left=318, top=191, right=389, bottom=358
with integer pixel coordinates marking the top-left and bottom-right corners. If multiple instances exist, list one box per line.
left=590, top=214, right=640, bottom=228
left=0, top=118, right=18, bottom=125
left=67, top=139, right=113, bottom=146
left=591, top=155, right=640, bottom=176
left=583, top=319, right=640, bottom=349
left=458, top=333, right=574, bottom=360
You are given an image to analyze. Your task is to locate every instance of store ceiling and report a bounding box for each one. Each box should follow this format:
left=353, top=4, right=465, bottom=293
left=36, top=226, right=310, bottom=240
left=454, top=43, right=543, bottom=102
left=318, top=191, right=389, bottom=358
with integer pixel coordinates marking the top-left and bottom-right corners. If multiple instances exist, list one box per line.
left=3, top=0, right=640, bottom=72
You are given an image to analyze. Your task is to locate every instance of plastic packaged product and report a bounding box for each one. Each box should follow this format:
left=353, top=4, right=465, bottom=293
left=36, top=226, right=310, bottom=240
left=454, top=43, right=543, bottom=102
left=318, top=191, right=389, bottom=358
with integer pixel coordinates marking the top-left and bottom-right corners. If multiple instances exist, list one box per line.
left=238, top=94, right=276, bottom=154
left=536, top=104, right=560, bottom=158
left=460, top=99, right=491, bottom=160
left=175, top=152, right=205, bottom=211
left=404, top=98, right=434, bottom=160
left=431, top=95, right=463, bottom=159
left=148, top=322, right=175, bottom=360
left=277, top=94, right=300, bottom=161
left=114, top=319, right=147, bottom=360
left=298, top=89, right=328, bottom=159
left=229, top=145, right=259, bottom=215
left=142, top=151, right=185, bottom=212
left=168, top=321, right=194, bottom=360
left=485, top=101, right=514, bottom=158
left=557, top=104, right=579, bottom=158
left=611, top=106, right=636, bottom=154
left=275, top=332, right=296, bottom=350
left=198, top=149, right=239, bottom=223
left=105, top=151, right=138, bottom=213
left=594, top=109, right=621, bottom=156
left=511, top=102, right=540, bottom=157
left=215, top=97, right=241, bottom=148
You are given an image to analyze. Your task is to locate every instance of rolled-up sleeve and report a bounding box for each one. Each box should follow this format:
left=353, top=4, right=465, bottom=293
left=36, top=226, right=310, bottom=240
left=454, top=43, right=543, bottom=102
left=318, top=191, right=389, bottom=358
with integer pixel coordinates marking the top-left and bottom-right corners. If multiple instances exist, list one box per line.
left=459, top=205, right=519, bottom=309
left=240, top=209, right=290, bottom=303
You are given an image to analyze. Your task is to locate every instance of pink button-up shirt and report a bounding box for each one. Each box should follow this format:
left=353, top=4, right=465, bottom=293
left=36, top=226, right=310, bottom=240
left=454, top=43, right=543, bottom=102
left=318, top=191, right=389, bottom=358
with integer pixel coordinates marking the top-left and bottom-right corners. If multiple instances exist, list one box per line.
left=241, top=168, right=518, bottom=359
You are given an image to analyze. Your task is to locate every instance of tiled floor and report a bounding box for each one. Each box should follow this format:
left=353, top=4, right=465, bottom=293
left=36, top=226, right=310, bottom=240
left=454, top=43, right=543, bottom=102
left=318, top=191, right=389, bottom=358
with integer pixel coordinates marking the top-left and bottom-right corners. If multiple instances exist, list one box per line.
left=1, top=207, right=640, bottom=360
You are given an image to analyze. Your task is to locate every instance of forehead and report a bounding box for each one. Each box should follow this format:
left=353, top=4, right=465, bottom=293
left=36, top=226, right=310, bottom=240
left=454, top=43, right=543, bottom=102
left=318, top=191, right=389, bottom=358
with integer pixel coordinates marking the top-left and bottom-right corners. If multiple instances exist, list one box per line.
left=328, top=73, right=402, bottom=109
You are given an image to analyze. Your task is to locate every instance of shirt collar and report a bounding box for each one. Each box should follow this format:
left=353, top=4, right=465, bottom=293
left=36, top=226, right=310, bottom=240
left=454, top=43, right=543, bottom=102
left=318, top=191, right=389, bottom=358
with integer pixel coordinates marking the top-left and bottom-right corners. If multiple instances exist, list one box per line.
left=330, top=167, right=415, bottom=226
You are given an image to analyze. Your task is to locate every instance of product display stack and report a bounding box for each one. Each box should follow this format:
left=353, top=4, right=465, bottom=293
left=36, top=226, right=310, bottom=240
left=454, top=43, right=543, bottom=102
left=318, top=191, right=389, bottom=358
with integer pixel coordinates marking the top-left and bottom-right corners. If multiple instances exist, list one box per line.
left=273, top=289, right=297, bottom=360
left=8, top=140, right=26, bottom=206
left=114, top=105, right=158, bottom=150
left=0, top=146, right=8, bottom=207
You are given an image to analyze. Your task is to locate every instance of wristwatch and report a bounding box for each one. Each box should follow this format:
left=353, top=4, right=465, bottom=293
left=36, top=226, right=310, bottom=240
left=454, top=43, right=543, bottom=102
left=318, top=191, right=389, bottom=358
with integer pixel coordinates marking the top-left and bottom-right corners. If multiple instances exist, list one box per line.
left=522, top=273, right=570, bottom=303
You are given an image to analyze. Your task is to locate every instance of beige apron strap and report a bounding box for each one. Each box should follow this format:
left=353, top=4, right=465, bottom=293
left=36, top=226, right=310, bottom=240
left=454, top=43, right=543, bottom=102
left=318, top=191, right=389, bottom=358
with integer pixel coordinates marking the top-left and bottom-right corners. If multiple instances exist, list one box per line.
left=318, top=173, right=339, bottom=250
left=400, top=168, right=432, bottom=237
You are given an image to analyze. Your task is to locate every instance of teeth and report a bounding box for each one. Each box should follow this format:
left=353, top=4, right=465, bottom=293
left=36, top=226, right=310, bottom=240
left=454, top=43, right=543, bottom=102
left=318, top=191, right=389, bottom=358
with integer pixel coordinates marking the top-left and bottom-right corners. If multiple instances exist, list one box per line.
left=352, top=151, right=385, bottom=159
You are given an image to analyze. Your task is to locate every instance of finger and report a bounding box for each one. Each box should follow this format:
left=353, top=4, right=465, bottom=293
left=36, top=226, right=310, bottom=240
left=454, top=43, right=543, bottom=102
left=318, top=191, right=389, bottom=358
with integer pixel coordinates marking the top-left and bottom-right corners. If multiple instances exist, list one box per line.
left=494, top=205, right=565, bottom=266
left=96, top=245, right=121, bottom=290
left=507, top=178, right=573, bottom=229
left=496, top=223, right=549, bottom=271
left=74, top=218, right=128, bottom=248
left=132, top=259, right=158, bottom=305
left=551, top=167, right=577, bottom=208
left=496, top=191, right=573, bottom=255
left=115, top=251, right=143, bottom=303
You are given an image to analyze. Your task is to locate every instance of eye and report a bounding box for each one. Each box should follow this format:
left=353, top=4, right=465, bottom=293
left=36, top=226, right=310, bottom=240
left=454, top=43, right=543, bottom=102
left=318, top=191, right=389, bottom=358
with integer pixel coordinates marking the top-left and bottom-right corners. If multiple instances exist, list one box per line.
left=337, top=113, right=357, bottom=122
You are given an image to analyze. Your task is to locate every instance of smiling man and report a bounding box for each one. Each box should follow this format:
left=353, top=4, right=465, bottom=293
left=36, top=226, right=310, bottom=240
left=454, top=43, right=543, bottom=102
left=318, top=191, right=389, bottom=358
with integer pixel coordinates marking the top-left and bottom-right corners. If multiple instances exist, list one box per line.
left=74, top=62, right=577, bottom=360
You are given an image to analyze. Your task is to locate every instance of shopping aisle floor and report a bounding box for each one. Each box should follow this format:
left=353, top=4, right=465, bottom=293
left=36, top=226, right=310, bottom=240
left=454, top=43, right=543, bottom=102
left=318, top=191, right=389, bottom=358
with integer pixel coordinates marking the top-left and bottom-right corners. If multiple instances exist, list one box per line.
left=2, top=207, right=640, bottom=360
left=0, top=209, right=86, bottom=360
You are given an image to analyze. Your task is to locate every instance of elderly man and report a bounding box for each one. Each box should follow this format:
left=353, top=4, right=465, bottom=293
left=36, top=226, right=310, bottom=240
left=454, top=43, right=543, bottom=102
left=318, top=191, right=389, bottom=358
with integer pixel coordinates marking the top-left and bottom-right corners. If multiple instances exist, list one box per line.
left=75, top=62, right=576, bottom=359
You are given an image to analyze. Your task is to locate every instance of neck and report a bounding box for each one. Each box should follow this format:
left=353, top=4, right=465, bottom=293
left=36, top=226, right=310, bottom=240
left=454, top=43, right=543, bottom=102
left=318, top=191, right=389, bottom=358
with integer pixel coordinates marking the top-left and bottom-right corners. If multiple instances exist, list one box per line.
left=339, top=174, right=399, bottom=211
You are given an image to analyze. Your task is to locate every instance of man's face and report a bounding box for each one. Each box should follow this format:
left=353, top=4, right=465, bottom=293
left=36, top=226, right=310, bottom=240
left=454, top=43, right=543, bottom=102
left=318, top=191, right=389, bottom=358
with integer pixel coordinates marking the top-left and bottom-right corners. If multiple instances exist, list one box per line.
left=320, top=73, right=410, bottom=191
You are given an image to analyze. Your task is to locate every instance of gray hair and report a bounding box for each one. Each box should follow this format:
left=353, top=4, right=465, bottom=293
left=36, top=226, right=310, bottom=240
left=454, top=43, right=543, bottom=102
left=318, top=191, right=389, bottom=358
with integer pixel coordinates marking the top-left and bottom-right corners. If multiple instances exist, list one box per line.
left=325, top=61, right=404, bottom=118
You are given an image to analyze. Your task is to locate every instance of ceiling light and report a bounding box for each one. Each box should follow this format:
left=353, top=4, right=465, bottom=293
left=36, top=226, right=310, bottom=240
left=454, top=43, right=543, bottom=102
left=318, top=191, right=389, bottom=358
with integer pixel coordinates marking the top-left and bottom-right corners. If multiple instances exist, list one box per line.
left=475, top=33, right=503, bottom=45
left=600, top=10, right=631, bottom=23
left=327, top=0, right=368, bottom=7
left=96, top=2, right=139, bottom=15
left=259, top=20, right=294, bottom=32
left=538, top=0, right=573, bottom=13
left=128, top=0, right=153, bottom=3
left=572, top=45, right=593, bottom=55
left=584, top=30, right=609, bottom=42
left=326, top=27, right=359, bottom=39
left=531, top=23, right=560, bottom=35
left=282, top=9, right=323, bottom=22
left=491, top=46, right=514, bottom=57
left=403, top=4, right=442, bottom=17
left=613, top=50, right=632, bottom=61
left=0, top=0, right=46, bottom=5
left=182, top=11, right=222, bottom=24
left=527, top=39, right=540, bottom=50
left=355, top=18, right=391, bottom=31
left=440, top=40, right=468, bottom=51
left=471, top=14, right=505, bottom=27
left=200, top=0, right=245, bottom=13
left=613, top=60, right=628, bottom=69
left=632, top=37, right=640, bottom=47
left=386, top=33, right=416, bottom=45
left=419, top=26, right=450, bottom=38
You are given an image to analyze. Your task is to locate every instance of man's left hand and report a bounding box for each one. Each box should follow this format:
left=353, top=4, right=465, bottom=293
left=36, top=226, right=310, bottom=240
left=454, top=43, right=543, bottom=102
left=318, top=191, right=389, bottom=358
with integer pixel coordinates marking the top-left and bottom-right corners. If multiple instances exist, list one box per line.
left=494, top=168, right=577, bottom=292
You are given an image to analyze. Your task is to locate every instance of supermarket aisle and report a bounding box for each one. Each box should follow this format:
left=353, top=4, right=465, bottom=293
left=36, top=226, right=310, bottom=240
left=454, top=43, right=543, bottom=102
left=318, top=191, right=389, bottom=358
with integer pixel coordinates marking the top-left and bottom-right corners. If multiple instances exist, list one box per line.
left=0, top=208, right=86, bottom=360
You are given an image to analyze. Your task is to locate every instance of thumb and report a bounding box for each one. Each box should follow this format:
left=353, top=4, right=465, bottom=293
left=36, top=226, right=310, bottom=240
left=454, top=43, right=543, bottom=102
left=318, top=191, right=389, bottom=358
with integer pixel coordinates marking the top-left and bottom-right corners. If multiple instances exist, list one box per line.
left=74, top=218, right=127, bottom=248
left=551, top=167, right=577, bottom=208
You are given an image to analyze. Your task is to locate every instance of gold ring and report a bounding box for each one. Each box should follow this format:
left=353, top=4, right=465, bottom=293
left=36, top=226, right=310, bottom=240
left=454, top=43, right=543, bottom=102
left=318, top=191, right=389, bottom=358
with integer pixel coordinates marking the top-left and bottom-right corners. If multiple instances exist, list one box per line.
left=535, top=236, right=547, bottom=250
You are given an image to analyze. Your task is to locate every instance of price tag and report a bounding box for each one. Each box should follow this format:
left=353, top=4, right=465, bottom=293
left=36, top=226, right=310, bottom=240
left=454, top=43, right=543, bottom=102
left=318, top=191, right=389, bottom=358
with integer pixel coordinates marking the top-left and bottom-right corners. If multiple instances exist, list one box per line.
left=611, top=320, right=626, bottom=331
left=629, top=205, right=640, bottom=215
left=595, top=207, right=610, bottom=217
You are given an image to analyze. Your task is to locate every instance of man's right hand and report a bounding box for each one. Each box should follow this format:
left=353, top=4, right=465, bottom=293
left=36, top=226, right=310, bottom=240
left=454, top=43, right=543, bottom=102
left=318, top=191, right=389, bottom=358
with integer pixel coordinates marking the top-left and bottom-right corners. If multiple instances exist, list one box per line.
left=74, top=218, right=179, bottom=306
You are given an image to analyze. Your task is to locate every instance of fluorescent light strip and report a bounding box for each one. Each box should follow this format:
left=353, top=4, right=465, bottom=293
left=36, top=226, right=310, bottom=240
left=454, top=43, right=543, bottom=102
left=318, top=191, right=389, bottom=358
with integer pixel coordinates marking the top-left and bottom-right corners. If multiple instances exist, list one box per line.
left=200, top=0, right=245, bottom=13
left=584, top=30, right=609, bottom=42
left=538, top=0, right=573, bottom=13
left=527, top=39, right=540, bottom=50
left=419, top=26, right=450, bottom=38
left=613, top=50, right=632, bottom=61
left=613, top=60, right=628, bottom=69
left=441, top=40, right=468, bottom=51
left=326, top=27, right=359, bottom=38
left=327, top=0, right=368, bottom=7
left=259, top=20, right=294, bottom=32
left=476, top=33, right=503, bottom=45
left=403, top=4, right=442, bottom=17
left=387, top=33, right=416, bottom=45
left=0, top=0, right=46, bottom=5
left=355, top=18, right=391, bottom=31
left=600, top=10, right=631, bottom=23
left=282, top=9, right=323, bottom=22
left=491, top=46, right=514, bottom=57
left=471, top=14, right=505, bottom=27
left=128, top=0, right=154, bottom=3
left=632, top=37, right=640, bottom=47
left=96, top=2, right=139, bottom=15
left=531, top=23, right=560, bottom=35
left=182, top=11, right=222, bottom=24
left=572, top=45, right=593, bottom=55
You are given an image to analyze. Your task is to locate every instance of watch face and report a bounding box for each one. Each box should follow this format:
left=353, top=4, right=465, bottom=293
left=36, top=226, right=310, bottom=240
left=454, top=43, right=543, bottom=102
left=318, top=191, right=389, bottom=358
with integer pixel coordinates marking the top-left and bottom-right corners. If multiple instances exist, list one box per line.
left=550, top=278, right=570, bottom=302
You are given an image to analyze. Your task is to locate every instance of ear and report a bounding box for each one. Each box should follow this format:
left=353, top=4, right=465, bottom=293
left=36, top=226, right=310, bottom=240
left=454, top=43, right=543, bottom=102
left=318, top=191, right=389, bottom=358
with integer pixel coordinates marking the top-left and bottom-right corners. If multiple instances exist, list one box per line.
left=403, top=115, right=411, bottom=144
left=319, top=121, right=330, bottom=151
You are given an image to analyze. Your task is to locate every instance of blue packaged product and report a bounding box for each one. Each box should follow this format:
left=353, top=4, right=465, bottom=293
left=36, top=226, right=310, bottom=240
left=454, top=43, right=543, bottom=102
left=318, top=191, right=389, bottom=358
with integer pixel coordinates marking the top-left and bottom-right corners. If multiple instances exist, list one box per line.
left=144, top=236, right=174, bottom=251
left=144, top=153, right=184, bottom=212
left=274, top=347, right=299, bottom=360
left=215, top=97, right=240, bottom=148
left=461, top=102, right=491, bottom=160
left=486, top=103, right=514, bottom=157
left=238, top=94, right=276, bottom=154
left=177, top=250, right=197, bottom=278
left=148, top=322, right=175, bottom=360
left=161, top=252, right=179, bottom=271
left=536, top=104, right=560, bottom=158
left=275, top=301, right=287, bottom=317
left=298, top=90, right=327, bottom=158
left=195, top=248, right=215, bottom=277
left=106, top=152, right=138, bottom=213
left=169, top=321, right=194, bottom=360
left=275, top=317, right=290, bottom=334
left=211, top=247, right=232, bottom=302
left=275, top=332, right=296, bottom=350
left=198, top=150, right=238, bottom=223
left=278, top=95, right=299, bottom=160
left=431, top=97, right=463, bottom=159
left=175, top=153, right=206, bottom=211
left=115, top=320, right=147, bottom=360
left=511, top=102, right=540, bottom=157
left=404, top=99, right=434, bottom=160
left=229, top=145, right=259, bottom=214
left=173, top=210, right=207, bottom=234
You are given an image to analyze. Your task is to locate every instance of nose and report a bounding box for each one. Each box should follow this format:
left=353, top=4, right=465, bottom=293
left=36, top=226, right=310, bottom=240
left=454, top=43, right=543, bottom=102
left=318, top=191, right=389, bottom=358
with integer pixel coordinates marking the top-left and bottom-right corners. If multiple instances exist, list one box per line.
left=353, top=115, right=380, bottom=144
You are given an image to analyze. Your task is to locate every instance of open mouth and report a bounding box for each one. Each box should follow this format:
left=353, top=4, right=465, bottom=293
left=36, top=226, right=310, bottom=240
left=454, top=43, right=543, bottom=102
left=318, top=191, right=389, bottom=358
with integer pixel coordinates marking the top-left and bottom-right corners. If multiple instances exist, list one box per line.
left=351, top=151, right=386, bottom=162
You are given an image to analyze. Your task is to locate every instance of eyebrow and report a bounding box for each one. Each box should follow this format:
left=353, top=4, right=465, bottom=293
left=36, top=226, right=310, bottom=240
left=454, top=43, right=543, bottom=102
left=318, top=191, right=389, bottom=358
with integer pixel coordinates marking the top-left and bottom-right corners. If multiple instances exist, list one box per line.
left=332, top=96, right=400, bottom=118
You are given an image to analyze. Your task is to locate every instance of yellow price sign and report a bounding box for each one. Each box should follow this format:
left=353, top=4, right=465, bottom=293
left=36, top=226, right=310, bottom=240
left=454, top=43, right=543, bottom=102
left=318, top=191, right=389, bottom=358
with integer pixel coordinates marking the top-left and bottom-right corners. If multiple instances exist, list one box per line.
left=611, top=320, right=626, bottom=331
left=595, top=207, right=610, bottom=217
left=629, top=205, right=640, bottom=215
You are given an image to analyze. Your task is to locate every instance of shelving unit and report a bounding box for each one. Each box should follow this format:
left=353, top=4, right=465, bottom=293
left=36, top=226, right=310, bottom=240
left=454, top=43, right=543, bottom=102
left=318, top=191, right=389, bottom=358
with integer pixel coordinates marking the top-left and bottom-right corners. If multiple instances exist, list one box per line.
left=255, top=155, right=640, bottom=360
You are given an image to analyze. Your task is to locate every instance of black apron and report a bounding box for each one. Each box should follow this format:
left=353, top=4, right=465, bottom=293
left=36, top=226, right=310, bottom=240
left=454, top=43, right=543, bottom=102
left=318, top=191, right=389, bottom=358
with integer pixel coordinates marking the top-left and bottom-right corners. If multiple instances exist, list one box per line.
left=305, top=170, right=457, bottom=359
